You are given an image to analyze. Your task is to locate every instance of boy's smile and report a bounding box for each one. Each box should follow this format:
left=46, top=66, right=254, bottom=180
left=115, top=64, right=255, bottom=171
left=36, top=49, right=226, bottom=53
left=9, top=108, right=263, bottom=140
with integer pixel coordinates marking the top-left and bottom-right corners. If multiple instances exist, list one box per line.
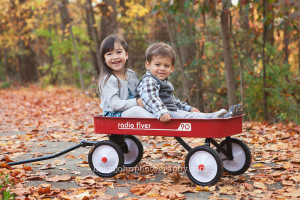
left=146, top=56, right=174, bottom=80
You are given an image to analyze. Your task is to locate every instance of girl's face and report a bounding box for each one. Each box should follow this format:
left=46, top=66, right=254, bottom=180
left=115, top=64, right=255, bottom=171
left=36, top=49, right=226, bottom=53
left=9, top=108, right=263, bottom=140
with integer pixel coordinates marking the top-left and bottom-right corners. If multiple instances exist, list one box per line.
left=104, top=42, right=128, bottom=74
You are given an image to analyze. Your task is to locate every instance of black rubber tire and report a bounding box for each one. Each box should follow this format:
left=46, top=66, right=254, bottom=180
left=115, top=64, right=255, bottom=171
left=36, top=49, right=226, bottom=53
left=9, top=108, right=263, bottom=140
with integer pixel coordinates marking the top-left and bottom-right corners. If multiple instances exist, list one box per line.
left=185, top=146, right=223, bottom=186
left=88, top=140, right=124, bottom=177
left=124, top=135, right=144, bottom=167
left=218, top=138, right=252, bottom=175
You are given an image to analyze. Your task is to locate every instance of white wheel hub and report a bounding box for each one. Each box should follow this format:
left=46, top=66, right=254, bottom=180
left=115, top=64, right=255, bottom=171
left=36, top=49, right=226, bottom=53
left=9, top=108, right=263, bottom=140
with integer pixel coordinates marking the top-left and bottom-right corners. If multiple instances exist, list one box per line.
left=92, top=145, right=120, bottom=174
left=124, top=138, right=139, bottom=165
left=220, top=143, right=246, bottom=171
left=189, top=151, right=218, bottom=183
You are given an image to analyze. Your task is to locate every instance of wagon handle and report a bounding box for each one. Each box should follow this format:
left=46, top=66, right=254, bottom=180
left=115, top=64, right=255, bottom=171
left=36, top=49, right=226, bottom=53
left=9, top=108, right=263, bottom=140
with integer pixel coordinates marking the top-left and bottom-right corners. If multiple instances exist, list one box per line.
left=7, top=140, right=97, bottom=166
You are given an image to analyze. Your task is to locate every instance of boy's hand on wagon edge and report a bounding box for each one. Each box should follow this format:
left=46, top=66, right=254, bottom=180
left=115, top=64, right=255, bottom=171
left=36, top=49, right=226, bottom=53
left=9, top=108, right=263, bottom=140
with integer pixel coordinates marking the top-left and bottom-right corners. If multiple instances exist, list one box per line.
left=191, top=107, right=200, bottom=112
left=136, top=98, right=145, bottom=108
left=160, top=113, right=171, bottom=122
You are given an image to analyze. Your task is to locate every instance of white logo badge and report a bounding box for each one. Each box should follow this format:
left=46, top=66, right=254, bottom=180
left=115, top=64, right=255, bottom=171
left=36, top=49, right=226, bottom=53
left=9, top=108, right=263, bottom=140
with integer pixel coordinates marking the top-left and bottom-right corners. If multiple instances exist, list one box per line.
left=177, top=123, right=191, bottom=131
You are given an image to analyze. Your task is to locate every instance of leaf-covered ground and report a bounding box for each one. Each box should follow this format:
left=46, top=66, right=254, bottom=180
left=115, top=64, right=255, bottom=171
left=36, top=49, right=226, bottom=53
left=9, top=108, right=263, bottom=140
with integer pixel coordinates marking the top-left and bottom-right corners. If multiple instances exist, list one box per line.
left=0, top=86, right=299, bottom=199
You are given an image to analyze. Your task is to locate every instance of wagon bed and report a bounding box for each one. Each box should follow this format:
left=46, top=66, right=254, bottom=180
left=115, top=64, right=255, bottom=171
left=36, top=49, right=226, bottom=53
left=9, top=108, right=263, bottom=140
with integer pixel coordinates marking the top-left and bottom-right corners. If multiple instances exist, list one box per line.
left=94, top=115, right=243, bottom=138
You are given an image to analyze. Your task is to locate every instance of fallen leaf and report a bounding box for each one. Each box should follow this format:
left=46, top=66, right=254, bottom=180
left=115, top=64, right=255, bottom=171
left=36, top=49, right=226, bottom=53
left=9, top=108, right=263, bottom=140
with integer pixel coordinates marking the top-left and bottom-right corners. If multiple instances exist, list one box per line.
left=219, top=186, right=235, bottom=195
left=253, top=182, right=267, bottom=190
left=252, top=163, right=266, bottom=168
left=66, top=155, right=76, bottom=159
left=32, top=162, right=45, bottom=165
left=117, top=193, right=128, bottom=198
left=40, top=163, right=55, bottom=170
left=27, top=174, right=46, bottom=180
left=23, top=165, right=32, bottom=171
left=72, top=191, right=90, bottom=200
left=78, top=155, right=87, bottom=160
left=243, top=183, right=254, bottom=191
left=53, top=160, right=66, bottom=166
left=290, top=175, right=300, bottom=183
left=11, top=183, right=31, bottom=196
left=130, top=184, right=153, bottom=195
left=168, top=171, right=181, bottom=183
left=46, top=175, right=72, bottom=182
left=38, top=187, right=51, bottom=195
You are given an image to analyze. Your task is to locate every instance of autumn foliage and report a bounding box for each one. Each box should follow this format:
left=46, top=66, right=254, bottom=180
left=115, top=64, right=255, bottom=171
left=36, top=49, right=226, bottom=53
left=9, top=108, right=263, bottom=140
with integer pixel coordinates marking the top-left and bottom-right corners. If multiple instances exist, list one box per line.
left=0, top=0, right=299, bottom=124
left=0, top=86, right=299, bottom=199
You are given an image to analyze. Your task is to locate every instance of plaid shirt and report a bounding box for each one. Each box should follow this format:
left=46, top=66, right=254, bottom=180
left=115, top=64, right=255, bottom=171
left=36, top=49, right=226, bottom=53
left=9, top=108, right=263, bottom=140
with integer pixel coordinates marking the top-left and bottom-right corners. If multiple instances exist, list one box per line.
left=137, top=71, right=192, bottom=119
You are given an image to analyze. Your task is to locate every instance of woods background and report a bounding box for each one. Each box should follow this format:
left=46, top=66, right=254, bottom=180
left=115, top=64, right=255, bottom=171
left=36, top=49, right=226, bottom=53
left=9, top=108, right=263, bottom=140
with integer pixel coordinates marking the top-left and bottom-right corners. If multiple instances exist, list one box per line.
left=0, top=0, right=299, bottom=124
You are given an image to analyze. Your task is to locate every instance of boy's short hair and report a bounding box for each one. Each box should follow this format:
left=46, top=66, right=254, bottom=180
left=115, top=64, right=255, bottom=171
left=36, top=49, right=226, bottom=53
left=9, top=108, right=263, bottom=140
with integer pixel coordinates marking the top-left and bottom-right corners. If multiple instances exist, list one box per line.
left=146, top=42, right=176, bottom=66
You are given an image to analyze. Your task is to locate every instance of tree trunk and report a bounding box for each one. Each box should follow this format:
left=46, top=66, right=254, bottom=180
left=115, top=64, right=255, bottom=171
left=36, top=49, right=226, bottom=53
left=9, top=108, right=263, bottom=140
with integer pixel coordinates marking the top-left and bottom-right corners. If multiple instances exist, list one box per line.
left=283, top=9, right=290, bottom=64
left=237, top=2, right=249, bottom=106
left=39, top=8, right=55, bottom=79
left=47, top=22, right=54, bottom=78
left=262, top=0, right=268, bottom=121
left=50, top=11, right=59, bottom=85
left=85, top=0, right=101, bottom=76
left=119, top=0, right=128, bottom=17
left=179, top=1, right=197, bottom=68
left=15, top=0, right=39, bottom=83
left=231, top=16, right=244, bottom=107
left=299, top=20, right=300, bottom=74
left=164, top=15, right=191, bottom=103
left=57, top=0, right=73, bottom=84
left=69, top=25, right=85, bottom=90
left=3, top=47, right=10, bottom=81
left=220, top=0, right=237, bottom=107
left=17, top=39, right=39, bottom=82
left=239, top=2, right=249, bottom=30
left=196, top=5, right=206, bottom=112
left=262, top=0, right=274, bottom=121
left=100, top=0, right=118, bottom=42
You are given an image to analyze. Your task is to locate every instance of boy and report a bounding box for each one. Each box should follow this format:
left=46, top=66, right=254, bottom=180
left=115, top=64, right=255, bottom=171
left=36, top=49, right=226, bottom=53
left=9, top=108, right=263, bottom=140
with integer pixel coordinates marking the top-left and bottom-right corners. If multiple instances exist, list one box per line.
left=137, top=42, right=242, bottom=122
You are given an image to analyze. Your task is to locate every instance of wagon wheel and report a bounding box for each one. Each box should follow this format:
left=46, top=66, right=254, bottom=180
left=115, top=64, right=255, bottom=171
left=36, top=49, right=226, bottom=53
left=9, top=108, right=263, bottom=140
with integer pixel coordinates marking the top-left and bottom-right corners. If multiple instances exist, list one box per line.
left=217, top=138, right=251, bottom=175
left=124, top=135, right=143, bottom=167
left=185, top=146, right=223, bottom=186
left=88, top=140, right=124, bottom=177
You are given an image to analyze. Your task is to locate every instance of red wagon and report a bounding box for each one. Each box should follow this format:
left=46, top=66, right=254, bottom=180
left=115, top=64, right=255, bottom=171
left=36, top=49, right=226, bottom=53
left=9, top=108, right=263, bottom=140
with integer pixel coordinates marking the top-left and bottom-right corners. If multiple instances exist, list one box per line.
left=90, top=115, right=251, bottom=186
left=8, top=115, right=251, bottom=186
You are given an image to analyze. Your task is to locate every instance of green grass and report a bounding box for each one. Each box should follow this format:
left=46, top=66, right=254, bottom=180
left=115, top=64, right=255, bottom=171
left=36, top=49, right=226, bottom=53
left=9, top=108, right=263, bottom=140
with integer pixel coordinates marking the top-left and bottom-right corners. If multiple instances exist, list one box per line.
left=0, top=82, right=11, bottom=89
left=0, top=175, right=16, bottom=200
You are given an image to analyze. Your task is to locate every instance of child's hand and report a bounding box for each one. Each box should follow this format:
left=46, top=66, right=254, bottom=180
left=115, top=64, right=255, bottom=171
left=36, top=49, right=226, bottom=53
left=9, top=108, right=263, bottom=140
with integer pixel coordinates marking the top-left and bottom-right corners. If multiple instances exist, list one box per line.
left=136, top=98, right=145, bottom=108
left=160, top=113, right=171, bottom=122
left=191, top=107, right=200, bottom=112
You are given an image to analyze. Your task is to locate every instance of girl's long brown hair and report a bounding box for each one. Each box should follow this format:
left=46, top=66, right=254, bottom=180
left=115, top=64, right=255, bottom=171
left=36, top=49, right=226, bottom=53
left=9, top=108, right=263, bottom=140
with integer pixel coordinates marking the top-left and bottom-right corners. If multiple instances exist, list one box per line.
left=98, top=34, right=129, bottom=93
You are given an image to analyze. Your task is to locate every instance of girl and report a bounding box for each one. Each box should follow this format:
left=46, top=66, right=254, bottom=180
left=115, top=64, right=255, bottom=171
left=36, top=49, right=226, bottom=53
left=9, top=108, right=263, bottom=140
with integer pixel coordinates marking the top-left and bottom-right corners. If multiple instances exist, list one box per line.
left=98, top=34, right=154, bottom=152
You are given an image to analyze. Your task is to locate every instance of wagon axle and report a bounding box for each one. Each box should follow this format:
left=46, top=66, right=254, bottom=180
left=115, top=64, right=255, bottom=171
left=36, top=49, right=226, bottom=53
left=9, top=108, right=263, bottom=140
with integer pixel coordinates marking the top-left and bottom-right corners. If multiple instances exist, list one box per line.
left=198, top=164, right=205, bottom=171
left=102, top=157, right=108, bottom=163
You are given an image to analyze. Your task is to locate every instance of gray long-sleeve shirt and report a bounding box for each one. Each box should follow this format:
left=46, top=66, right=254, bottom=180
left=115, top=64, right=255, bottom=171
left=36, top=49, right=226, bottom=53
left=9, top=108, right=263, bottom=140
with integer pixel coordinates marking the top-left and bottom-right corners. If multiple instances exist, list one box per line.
left=99, top=69, right=139, bottom=112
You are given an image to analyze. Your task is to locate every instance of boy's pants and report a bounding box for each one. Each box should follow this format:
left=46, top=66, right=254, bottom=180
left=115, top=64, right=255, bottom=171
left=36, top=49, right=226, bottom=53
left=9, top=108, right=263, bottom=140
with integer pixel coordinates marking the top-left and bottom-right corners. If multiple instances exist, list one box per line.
left=169, top=110, right=214, bottom=119
left=122, top=106, right=216, bottom=119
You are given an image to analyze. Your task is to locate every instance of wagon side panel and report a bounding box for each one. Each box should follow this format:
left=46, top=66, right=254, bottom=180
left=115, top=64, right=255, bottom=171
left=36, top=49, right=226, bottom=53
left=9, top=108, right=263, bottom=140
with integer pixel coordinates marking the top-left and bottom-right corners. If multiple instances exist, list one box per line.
left=94, top=116, right=243, bottom=138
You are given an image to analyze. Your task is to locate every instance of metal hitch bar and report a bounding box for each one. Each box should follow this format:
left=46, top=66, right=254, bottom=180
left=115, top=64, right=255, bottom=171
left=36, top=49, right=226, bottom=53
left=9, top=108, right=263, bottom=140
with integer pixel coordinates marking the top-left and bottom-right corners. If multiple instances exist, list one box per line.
left=7, top=140, right=97, bottom=166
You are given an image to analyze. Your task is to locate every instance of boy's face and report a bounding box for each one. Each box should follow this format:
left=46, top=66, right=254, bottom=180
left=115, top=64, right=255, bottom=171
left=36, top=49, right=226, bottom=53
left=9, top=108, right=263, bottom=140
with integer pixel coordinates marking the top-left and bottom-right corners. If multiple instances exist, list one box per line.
left=146, top=56, right=174, bottom=80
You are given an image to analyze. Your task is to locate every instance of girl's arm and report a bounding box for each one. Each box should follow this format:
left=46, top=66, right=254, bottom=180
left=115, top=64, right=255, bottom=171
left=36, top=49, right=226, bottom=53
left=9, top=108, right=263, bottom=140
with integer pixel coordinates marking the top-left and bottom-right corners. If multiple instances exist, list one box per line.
left=100, top=76, right=137, bottom=111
